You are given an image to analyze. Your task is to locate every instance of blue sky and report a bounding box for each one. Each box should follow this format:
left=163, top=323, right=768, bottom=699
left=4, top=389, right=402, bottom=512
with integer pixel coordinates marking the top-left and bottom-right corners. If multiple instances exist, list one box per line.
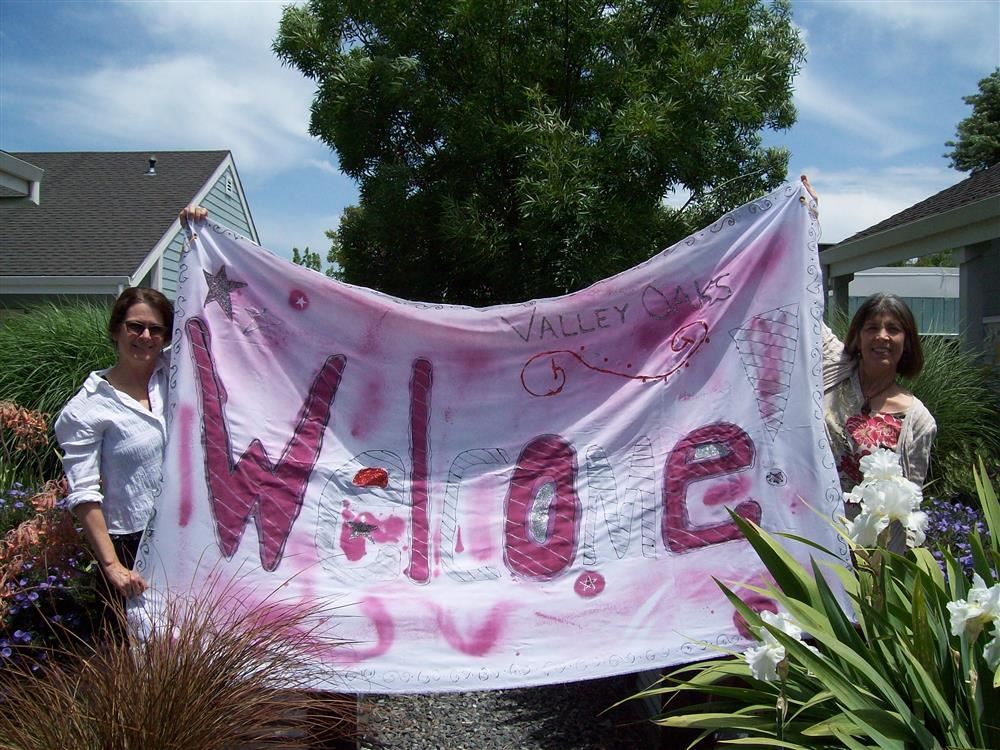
left=2, top=0, right=997, bottom=259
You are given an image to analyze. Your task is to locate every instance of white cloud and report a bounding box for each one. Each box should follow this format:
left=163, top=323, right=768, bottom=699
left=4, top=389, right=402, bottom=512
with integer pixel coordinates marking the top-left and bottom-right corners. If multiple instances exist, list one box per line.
left=120, top=0, right=288, bottom=48
left=304, top=158, right=342, bottom=176
left=7, top=0, right=324, bottom=177
left=792, top=68, right=924, bottom=157
left=790, top=164, right=963, bottom=243
left=818, top=0, right=999, bottom=69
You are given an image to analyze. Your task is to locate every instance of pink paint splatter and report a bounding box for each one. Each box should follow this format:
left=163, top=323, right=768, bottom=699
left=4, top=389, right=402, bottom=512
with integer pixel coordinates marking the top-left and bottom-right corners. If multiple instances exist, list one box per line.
left=360, top=311, right=388, bottom=355
left=285, top=531, right=321, bottom=571
left=466, top=478, right=499, bottom=561
left=350, top=379, right=385, bottom=439
left=534, top=611, right=582, bottom=628
left=455, top=527, right=465, bottom=554
left=435, top=602, right=512, bottom=656
left=339, top=510, right=368, bottom=562
left=348, top=597, right=395, bottom=661
left=574, top=571, right=606, bottom=598
left=339, top=508, right=407, bottom=562
left=178, top=405, right=195, bottom=527
left=702, top=475, right=752, bottom=507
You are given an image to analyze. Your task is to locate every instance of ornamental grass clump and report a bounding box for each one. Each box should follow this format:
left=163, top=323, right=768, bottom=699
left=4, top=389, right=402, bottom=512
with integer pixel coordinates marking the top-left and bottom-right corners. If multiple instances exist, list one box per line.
left=0, top=300, right=115, bottom=483
left=904, top=333, right=1000, bottom=496
left=631, top=457, right=1000, bottom=749
left=0, top=589, right=357, bottom=750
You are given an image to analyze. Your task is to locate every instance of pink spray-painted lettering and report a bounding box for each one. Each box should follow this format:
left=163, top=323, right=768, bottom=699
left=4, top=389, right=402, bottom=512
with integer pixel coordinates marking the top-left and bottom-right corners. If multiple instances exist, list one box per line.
left=186, top=317, right=345, bottom=571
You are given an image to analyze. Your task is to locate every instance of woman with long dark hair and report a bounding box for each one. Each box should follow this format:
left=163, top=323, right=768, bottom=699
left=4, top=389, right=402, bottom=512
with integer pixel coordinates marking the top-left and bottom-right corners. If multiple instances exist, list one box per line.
left=801, top=176, right=937, bottom=491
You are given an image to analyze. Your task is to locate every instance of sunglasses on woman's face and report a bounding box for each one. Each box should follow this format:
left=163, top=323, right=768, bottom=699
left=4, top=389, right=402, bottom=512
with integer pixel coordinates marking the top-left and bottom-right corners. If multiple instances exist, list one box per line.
left=124, top=320, right=167, bottom=338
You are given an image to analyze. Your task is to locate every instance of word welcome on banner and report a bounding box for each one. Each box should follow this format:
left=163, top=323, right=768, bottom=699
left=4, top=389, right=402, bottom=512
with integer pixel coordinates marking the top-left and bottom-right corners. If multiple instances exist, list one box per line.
left=134, top=183, right=846, bottom=692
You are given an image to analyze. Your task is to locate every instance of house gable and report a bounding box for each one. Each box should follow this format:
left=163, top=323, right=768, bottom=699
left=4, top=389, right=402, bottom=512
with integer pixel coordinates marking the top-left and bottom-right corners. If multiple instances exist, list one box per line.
left=0, top=150, right=258, bottom=305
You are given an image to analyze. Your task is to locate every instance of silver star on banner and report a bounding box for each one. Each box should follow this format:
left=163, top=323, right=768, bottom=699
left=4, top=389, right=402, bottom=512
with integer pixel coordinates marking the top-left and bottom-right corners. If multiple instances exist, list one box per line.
left=203, top=266, right=247, bottom=320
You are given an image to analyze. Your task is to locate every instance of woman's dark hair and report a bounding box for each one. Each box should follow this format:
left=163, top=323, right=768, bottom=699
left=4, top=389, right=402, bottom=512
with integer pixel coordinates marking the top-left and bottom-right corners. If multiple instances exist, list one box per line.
left=844, top=293, right=923, bottom=378
left=108, top=287, right=174, bottom=344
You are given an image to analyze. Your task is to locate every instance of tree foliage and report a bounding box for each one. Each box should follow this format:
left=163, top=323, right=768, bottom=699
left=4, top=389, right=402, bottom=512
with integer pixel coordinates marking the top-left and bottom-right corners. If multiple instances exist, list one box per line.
left=291, top=245, right=340, bottom=277
left=945, top=68, right=1000, bottom=174
left=275, top=0, right=805, bottom=305
left=291, top=246, right=322, bottom=272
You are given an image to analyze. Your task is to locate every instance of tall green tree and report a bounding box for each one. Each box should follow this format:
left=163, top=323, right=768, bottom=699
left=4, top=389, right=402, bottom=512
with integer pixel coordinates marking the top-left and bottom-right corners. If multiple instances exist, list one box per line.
left=275, top=0, right=805, bottom=305
left=945, top=68, right=1000, bottom=174
left=291, top=246, right=322, bottom=272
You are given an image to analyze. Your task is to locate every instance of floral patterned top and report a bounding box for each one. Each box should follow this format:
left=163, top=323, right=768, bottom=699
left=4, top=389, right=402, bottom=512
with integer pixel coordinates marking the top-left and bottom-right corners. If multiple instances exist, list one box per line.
left=833, top=406, right=903, bottom=489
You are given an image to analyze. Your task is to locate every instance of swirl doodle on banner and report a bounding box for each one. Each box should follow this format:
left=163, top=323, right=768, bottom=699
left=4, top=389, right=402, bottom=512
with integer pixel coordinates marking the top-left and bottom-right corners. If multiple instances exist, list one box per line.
left=520, top=320, right=709, bottom=397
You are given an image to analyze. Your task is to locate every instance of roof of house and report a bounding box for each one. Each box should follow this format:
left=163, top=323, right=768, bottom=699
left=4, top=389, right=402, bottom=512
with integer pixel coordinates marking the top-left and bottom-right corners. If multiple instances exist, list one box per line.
left=836, top=162, right=1000, bottom=247
left=0, top=150, right=229, bottom=277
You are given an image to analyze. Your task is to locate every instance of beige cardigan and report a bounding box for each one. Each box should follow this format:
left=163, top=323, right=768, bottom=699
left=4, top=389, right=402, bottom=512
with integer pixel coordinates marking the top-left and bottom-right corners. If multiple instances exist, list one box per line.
left=822, top=324, right=937, bottom=488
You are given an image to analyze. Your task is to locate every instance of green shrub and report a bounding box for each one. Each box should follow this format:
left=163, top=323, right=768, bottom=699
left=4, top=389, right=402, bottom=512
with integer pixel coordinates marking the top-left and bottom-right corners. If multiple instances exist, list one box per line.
left=0, top=301, right=115, bottom=484
left=903, top=335, right=1000, bottom=497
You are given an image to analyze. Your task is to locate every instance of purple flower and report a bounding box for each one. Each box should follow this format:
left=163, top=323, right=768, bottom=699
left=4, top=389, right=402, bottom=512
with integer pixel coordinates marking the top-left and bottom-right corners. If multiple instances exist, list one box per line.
left=0, top=647, right=11, bottom=659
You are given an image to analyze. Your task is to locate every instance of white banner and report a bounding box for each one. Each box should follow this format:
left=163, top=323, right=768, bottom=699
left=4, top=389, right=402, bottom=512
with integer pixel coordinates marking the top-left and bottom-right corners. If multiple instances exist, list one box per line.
left=135, top=182, right=846, bottom=692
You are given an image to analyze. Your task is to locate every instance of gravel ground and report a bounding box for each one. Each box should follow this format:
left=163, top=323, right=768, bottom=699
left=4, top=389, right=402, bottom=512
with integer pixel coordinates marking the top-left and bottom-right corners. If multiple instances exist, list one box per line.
left=356, top=675, right=669, bottom=750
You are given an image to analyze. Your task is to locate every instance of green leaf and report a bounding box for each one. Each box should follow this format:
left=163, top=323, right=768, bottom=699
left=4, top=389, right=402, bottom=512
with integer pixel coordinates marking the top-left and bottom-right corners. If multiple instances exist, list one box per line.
left=829, top=732, right=879, bottom=750
left=656, top=712, right=776, bottom=730
left=909, top=581, right=944, bottom=697
left=911, top=548, right=946, bottom=593
left=974, top=458, right=1000, bottom=544
left=895, top=646, right=959, bottom=735
left=801, top=713, right=867, bottom=737
left=726, top=510, right=819, bottom=605
left=774, top=531, right=841, bottom=560
left=811, top=558, right=868, bottom=655
left=721, top=739, right=817, bottom=749
left=969, top=531, right=994, bottom=586
left=843, top=708, right=916, bottom=749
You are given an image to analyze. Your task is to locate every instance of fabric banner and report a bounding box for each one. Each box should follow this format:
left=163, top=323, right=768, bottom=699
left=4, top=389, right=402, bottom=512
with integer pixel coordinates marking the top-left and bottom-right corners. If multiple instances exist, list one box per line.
left=134, top=182, right=846, bottom=693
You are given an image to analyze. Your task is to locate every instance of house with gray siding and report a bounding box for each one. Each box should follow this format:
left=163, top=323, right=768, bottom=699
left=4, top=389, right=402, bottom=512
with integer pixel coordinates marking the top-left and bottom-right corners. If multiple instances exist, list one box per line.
left=0, top=150, right=258, bottom=310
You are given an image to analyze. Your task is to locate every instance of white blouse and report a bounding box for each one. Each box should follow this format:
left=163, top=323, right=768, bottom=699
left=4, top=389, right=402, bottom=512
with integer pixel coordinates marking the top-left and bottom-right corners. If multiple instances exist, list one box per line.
left=54, top=354, right=169, bottom=535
